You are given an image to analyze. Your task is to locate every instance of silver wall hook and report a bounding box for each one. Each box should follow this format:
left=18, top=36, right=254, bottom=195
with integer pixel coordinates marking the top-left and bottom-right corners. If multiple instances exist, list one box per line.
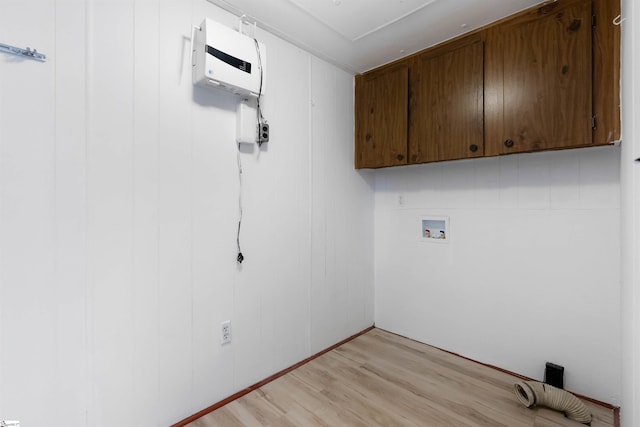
left=613, top=14, right=625, bottom=26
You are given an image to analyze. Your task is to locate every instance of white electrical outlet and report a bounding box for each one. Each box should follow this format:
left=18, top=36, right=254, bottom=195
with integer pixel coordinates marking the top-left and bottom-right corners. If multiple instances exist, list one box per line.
left=221, top=320, right=231, bottom=345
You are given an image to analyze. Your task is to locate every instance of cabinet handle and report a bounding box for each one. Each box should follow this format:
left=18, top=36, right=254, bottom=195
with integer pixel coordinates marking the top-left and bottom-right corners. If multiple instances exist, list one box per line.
left=469, top=144, right=478, bottom=152
left=504, top=139, right=515, bottom=148
left=396, top=154, right=404, bottom=161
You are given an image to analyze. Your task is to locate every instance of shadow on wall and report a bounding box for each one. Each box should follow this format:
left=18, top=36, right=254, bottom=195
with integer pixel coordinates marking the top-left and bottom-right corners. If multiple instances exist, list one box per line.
left=357, top=169, right=377, bottom=191
left=373, top=145, right=621, bottom=195
left=193, top=83, right=237, bottom=110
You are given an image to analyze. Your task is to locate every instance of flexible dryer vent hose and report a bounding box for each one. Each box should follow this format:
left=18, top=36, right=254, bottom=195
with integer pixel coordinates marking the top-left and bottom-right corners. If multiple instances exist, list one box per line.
left=514, top=380, right=592, bottom=425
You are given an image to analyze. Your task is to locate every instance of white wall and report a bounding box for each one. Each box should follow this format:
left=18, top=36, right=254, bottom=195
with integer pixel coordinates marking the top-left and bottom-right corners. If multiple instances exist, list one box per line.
left=0, top=0, right=374, bottom=426
left=620, top=0, right=640, bottom=425
left=375, top=146, right=621, bottom=405
left=2, top=0, right=633, bottom=423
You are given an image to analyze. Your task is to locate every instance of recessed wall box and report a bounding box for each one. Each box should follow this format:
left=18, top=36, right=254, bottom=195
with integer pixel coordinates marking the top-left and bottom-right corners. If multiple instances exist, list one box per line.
left=192, top=18, right=266, bottom=97
left=544, top=362, right=564, bottom=389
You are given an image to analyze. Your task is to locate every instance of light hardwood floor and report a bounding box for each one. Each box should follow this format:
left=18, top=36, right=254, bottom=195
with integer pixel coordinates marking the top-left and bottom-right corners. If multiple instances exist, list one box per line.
left=188, top=328, right=616, bottom=427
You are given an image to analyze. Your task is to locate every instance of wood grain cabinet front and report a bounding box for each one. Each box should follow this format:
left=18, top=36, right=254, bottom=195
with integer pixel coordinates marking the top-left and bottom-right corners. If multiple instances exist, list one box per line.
left=355, top=64, right=409, bottom=169
left=353, top=0, right=620, bottom=169
left=484, top=0, right=594, bottom=156
left=409, top=37, right=484, bottom=163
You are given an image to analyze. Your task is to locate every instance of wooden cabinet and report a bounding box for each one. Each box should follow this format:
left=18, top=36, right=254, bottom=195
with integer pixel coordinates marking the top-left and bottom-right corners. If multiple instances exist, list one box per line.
left=354, top=0, right=620, bottom=169
left=485, top=0, right=593, bottom=156
left=355, top=64, right=408, bottom=169
left=593, top=0, right=621, bottom=147
left=409, top=37, right=484, bottom=163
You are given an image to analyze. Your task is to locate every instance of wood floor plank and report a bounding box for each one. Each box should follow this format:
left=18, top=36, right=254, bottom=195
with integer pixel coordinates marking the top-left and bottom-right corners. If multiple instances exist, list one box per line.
left=336, top=332, right=530, bottom=426
left=185, top=328, right=616, bottom=427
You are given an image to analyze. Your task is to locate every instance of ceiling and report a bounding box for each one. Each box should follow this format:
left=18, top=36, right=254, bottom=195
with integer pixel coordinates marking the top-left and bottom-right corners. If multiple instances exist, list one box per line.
left=207, top=0, right=546, bottom=73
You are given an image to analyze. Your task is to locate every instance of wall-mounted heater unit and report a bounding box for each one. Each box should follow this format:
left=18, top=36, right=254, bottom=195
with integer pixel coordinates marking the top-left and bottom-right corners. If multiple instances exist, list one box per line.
left=192, top=18, right=266, bottom=97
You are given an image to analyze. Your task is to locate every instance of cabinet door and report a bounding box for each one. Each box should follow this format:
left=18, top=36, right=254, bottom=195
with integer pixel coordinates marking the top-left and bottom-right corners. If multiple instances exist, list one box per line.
left=355, top=65, right=408, bottom=169
left=593, top=0, right=621, bottom=145
left=485, top=0, right=592, bottom=156
left=410, top=38, right=484, bottom=163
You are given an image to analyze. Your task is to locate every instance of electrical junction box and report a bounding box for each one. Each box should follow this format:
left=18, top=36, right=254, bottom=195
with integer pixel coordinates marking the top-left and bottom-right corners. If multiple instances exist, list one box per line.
left=192, top=18, right=266, bottom=97
left=236, top=98, right=270, bottom=144
left=236, top=98, right=257, bottom=144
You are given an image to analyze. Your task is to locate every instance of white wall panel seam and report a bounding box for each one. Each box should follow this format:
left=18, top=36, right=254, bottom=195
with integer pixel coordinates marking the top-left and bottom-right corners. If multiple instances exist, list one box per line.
left=307, top=54, right=314, bottom=357
left=84, top=0, right=94, bottom=424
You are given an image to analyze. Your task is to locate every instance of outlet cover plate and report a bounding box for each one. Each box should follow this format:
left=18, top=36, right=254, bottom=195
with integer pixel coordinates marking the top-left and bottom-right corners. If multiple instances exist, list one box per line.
left=221, top=320, right=231, bottom=345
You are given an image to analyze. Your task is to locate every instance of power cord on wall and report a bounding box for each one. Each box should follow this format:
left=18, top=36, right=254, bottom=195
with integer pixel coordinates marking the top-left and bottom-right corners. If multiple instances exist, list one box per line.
left=253, top=38, right=268, bottom=146
left=236, top=146, right=244, bottom=263
left=236, top=37, right=266, bottom=264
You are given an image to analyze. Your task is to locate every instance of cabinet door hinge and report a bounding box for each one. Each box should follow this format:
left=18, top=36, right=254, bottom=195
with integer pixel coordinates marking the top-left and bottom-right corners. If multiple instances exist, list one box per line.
left=592, top=115, right=597, bottom=130
left=592, top=14, right=597, bottom=27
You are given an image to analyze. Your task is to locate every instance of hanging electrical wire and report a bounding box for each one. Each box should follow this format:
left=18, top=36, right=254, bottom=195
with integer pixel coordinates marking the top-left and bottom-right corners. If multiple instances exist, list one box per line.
left=253, top=38, right=268, bottom=146
left=235, top=35, right=266, bottom=264
left=236, top=146, right=244, bottom=263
